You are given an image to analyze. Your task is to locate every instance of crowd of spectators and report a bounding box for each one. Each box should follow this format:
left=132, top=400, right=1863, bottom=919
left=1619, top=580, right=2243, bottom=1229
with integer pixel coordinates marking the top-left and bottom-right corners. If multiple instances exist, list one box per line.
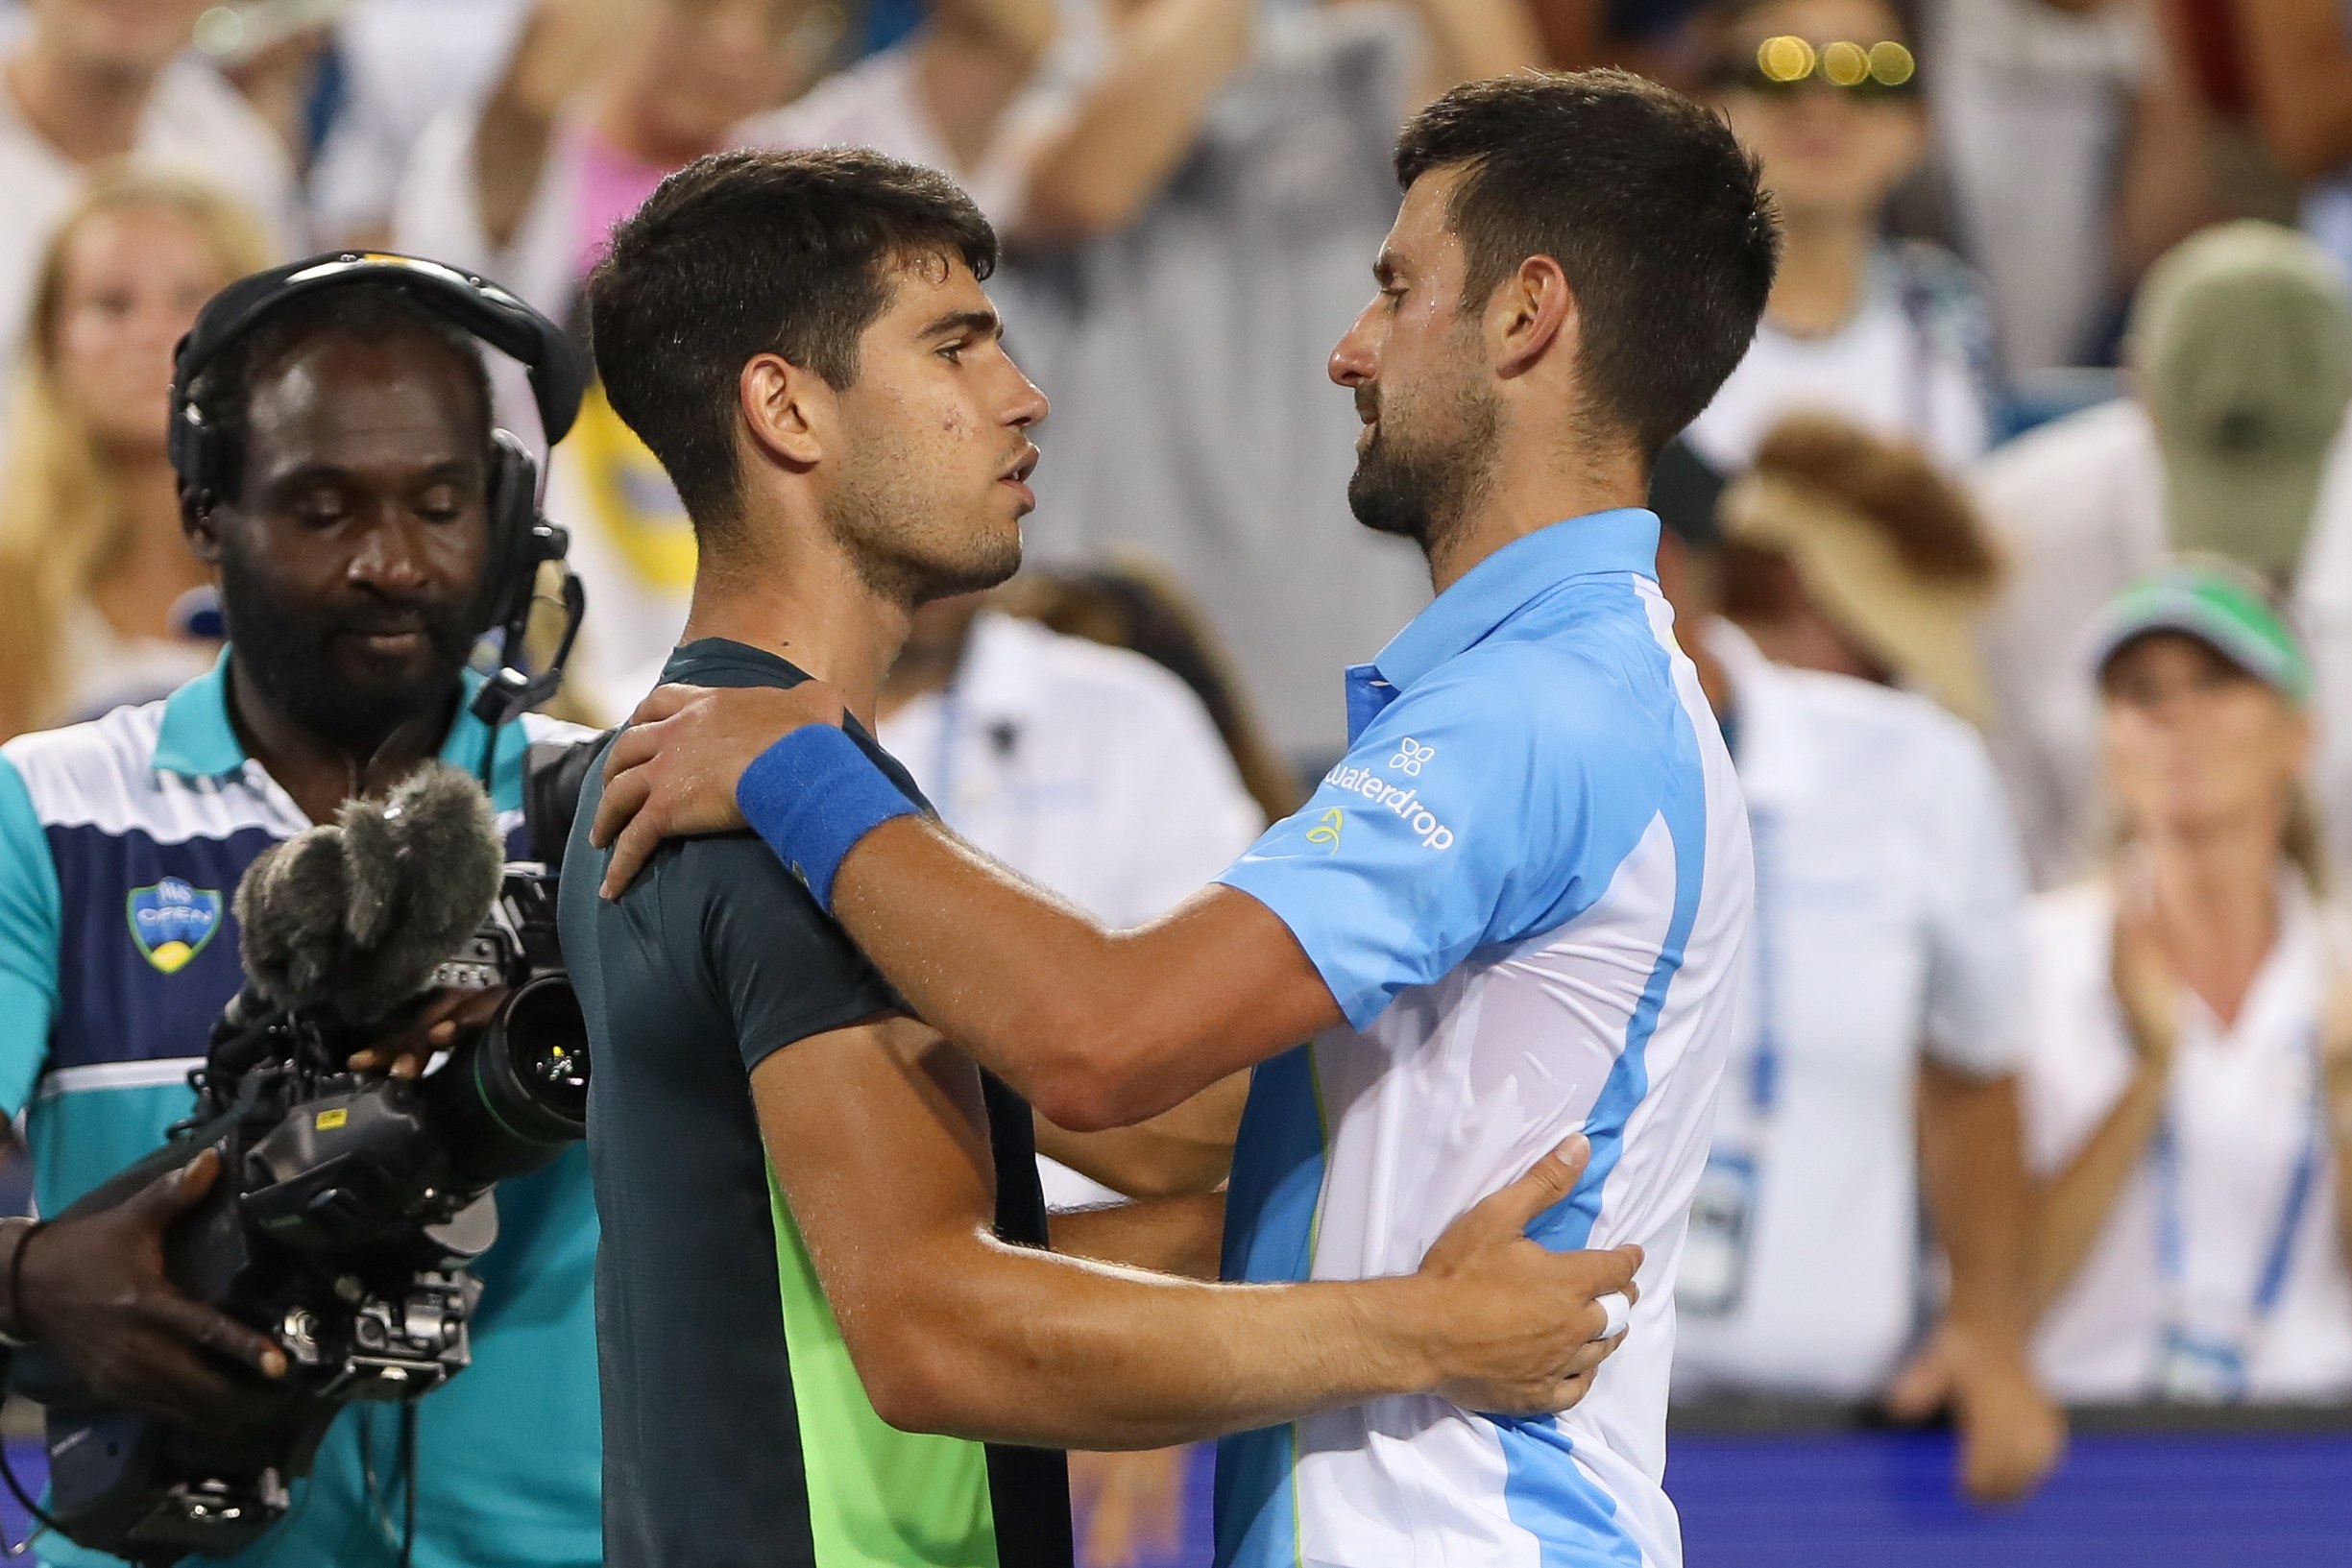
left=8, top=0, right=2352, bottom=1556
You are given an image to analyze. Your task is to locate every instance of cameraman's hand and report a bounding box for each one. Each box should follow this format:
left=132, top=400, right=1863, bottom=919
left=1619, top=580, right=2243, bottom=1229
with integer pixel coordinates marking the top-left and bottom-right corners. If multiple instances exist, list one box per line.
left=16, top=1149, right=291, bottom=1430
left=348, top=986, right=509, bottom=1080
left=592, top=680, right=851, bottom=898
left=1407, top=1135, right=1642, bottom=1415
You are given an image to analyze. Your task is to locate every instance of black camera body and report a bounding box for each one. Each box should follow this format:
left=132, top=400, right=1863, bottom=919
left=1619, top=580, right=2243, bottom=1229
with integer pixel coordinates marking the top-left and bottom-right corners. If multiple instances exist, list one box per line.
left=17, top=864, right=588, bottom=1565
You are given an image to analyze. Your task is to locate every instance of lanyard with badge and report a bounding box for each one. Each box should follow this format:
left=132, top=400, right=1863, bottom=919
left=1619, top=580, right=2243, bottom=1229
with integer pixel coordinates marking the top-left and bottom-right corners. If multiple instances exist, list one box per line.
left=1683, top=807, right=1781, bottom=1318
left=2148, top=1023, right=2329, bottom=1403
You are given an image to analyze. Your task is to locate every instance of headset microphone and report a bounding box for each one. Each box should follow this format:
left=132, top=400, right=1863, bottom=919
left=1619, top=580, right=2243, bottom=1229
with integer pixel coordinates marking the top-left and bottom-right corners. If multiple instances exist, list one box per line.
left=167, top=253, right=593, bottom=745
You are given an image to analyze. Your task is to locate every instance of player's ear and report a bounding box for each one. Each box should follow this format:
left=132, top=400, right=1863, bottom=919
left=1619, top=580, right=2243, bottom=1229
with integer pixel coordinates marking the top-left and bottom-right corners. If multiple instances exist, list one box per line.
left=740, top=352, right=828, bottom=471
left=1490, top=255, right=1573, bottom=381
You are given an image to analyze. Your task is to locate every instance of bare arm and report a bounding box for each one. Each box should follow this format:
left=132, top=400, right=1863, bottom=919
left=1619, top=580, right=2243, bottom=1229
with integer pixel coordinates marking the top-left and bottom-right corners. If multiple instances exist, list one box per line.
left=1399, top=0, right=1544, bottom=115
left=473, top=0, right=654, bottom=250
left=913, top=0, right=1060, bottom=172
left=1916, top=1062, right=2065, bottom=1503
left=2031, top=893, right=2177, bottom=1311
left=2238, top=0, right=2352, bottom=181
left=1052, top=1191, right=1226, bottom=1278
left=755, top=1014, right=1635, bottom=1450
left=1034, top=1070, right=1249, bottom=1197
left=2112, top=0, right=2219, bottom=283
left=1012, top=0, right=1252, bottom=240
left=833, top=822, right=1342, bottom=1129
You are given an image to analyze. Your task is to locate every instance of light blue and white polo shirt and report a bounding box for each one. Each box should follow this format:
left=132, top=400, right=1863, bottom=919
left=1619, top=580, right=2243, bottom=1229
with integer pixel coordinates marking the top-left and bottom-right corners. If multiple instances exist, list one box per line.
left=0, top=657, right=603, bottom=1568
left=1213, top=508, right=1752, bottom=1568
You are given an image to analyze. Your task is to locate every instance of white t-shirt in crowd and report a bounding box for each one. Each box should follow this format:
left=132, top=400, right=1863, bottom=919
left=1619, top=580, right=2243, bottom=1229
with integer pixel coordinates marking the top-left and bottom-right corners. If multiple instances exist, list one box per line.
left=1928, top=0, right=2148, bottom=375
left=1673, top=623, right=2032, bottom=1400
left=1683, top=243, right=1996, bottom=476
left=2025, top=878, right=2352, bottom=1404
left=308, top=0, right=529, bottom=244
left=1973, top=398, right=2352, bottom=888
left=0, top=56, right=294, bottom=379
left=879, top=610, right=1266, bottom=1209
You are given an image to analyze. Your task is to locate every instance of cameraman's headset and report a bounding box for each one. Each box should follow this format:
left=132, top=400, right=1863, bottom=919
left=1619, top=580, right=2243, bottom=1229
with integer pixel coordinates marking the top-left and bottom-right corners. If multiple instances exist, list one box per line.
left=168, top=252, right=593, bottom=735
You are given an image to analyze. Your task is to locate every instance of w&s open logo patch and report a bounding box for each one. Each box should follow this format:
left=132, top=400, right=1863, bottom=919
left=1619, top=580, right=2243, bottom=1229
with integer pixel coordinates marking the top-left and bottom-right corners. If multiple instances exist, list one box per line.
left=126, top=878, right=223, bottom=975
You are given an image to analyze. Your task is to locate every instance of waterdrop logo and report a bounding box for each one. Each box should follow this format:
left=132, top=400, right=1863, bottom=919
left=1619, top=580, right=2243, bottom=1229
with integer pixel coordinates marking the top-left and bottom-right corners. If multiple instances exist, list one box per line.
left=1321, top=761, right=1457, bottom=851
left=1390, top=738, right=1436, bottom=777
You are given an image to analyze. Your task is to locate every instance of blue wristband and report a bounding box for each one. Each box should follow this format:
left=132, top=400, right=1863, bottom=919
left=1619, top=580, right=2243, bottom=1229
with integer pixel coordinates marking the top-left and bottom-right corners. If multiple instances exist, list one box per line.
left=735, top=725, right=920, bottom=911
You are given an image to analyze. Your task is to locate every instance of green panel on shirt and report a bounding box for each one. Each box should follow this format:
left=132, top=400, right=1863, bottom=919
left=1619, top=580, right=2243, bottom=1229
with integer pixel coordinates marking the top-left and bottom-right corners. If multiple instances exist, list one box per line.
left=768, top=1166, right=999, bottom=1568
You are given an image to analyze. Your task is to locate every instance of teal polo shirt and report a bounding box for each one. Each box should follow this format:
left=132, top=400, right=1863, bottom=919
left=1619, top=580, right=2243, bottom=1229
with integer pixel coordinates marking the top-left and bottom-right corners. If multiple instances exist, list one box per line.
left=0, top=656, right=602, bottom=1568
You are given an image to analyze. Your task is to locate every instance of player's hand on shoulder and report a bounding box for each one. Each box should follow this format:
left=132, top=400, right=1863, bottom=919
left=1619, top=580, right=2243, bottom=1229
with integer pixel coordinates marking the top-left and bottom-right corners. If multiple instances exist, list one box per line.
left=1407, top=1134, right=1642, bottom=1416
left=592, top=680, right=849, bottom=897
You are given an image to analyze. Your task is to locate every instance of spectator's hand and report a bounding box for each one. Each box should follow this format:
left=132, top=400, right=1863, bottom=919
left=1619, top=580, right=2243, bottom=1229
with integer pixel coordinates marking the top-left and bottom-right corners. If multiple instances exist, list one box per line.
left=591, top=681, right=851, bottom=898
left=1410, top=1135, right=1641, bottom=1414
left=2109, top=854, right=2180, bottom=1074
left=1885, top=1321, right=2066, bottom=1506
left=16, top=1150, right=291, bottom=1431
left=347, top=986, right=511, bottom=1080
left=1067, top=1448, right=1189, bottom=1568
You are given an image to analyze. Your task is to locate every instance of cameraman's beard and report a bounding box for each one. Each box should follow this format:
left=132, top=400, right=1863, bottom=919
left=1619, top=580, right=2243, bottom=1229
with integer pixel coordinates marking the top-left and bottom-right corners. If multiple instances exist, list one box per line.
left=217, top=547, right=478, bottom=759
left=1346, top=384, right=1499, bottom=563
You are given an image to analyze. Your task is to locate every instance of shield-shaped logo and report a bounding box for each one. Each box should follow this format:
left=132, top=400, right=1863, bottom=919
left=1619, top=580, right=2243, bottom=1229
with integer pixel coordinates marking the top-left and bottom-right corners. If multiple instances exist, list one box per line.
left=126, top=878, right=223, bottom=975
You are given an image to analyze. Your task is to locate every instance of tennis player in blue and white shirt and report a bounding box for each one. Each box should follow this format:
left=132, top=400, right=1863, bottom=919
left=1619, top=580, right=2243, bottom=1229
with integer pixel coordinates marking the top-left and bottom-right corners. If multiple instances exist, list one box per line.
left=586, top=74, right=1779, bottom=1568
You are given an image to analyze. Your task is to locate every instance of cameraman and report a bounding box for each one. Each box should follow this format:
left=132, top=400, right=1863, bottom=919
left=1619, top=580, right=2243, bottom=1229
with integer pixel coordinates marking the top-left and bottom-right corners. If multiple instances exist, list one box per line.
left=0, top=265, right=599, bottom=1566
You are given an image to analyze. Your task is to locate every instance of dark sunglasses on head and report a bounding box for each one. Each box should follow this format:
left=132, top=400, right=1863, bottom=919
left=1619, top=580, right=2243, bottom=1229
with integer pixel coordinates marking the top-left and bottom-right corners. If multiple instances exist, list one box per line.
left=1713, top=36, right=1919, bottom=97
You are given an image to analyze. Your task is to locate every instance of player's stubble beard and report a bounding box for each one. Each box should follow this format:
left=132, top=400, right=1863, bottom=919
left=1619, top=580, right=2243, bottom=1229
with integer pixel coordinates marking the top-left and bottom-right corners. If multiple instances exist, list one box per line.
left=822, top=414, right=1024, bottom=611
left=1346, top=341, right=1500, bottom=567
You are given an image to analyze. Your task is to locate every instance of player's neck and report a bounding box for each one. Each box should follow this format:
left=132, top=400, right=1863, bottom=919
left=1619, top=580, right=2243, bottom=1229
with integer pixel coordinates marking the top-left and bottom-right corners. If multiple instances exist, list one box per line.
left=682, top=536, right=911, bottom=732
left=1424, top=438, right=1647, bottom=596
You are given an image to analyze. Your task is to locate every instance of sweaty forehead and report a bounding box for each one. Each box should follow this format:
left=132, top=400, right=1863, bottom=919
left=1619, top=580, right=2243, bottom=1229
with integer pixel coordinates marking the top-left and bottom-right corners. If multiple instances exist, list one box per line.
left=243, top=332, right=489, bottom=479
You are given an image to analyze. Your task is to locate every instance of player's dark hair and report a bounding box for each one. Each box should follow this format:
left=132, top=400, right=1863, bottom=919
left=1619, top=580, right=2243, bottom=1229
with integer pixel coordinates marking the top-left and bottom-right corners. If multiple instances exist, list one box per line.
left=585, top=147, right=1000, bottom=533
left=184, top=282, right=492, bottom=503
left=1394, top=70, right=1780, bottom=461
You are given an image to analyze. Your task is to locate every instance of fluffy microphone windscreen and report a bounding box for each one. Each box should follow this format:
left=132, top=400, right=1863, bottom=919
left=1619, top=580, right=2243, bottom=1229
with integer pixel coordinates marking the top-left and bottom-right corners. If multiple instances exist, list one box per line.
left=236, top=761, right=506, bottom=1024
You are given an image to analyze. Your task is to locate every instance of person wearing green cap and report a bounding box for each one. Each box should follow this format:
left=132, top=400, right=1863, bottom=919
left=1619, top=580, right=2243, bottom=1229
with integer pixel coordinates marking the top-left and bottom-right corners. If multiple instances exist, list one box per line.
left=2021, top=562, right=2352, bottom=1405
left=1976, top=219, right=2352, bottom=889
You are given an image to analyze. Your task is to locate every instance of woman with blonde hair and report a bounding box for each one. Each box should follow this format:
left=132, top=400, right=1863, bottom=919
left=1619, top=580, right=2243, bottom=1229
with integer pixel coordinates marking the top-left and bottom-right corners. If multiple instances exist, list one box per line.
left=0, top=169, right=272, bottom=739
left=2025, top=564, right=2352, bottom=1404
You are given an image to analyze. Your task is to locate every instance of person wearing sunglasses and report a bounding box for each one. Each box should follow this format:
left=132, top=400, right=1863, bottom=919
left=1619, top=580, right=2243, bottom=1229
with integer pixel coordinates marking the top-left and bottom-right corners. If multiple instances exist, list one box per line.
left=1685, top=0, right=1997, bottom=479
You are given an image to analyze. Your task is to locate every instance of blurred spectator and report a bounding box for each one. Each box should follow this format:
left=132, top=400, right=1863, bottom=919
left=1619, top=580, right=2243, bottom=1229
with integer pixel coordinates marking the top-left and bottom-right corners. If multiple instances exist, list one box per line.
left=997, top=558, right=1301, bottom=820
left=877, top=588, right=1265, bottom=938
left=400, top=0, right=1055, bottom=722
left=991, top=0, right=1541, bottom=762
left=1685, top=0, right=1997, bottom=474
left=1975, top=220, right=2352, bottom=886
left=1651, top=433, right=2062, bottom=1505
left=2236, top=0, right=2352, bottom=278
left=0, top=169, right=270, bottom=740
left=0, top=0, right=292, bottom=377
left=310, top=0, right=531, bottom=246
left=1717, top=412, right=2004, bottom=725
left=1929, top=0, right=2214, bottom=376
left=2025, top=563, right=2352, bottom=1404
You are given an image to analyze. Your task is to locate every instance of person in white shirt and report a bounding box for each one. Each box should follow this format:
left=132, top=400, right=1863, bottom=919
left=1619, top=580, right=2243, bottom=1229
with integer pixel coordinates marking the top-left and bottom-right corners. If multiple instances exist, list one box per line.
left=1976, top=221, right=2352, bottom=888
left=1688, top=0, right=1996, bottom=475
left=2025, top=563, right=2352, bottom=1405
left=0, top=0, right=292, bottom=382
left=1649, top=446, right=2063, bottom=1505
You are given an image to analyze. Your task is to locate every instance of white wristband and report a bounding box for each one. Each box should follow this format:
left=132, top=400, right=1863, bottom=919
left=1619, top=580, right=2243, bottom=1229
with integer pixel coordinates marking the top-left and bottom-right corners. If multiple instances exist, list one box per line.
left=1592, top=1291, right=1632, bottom=1342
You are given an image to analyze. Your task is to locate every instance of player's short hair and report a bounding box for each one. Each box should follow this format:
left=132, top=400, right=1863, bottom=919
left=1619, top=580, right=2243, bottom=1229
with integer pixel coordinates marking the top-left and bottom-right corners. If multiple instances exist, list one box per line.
left=586, top=147, right=1000, bottom=533
left=186, top=282, right=491, bottom=504
left=1394, top=70, right=1780, bottom=461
